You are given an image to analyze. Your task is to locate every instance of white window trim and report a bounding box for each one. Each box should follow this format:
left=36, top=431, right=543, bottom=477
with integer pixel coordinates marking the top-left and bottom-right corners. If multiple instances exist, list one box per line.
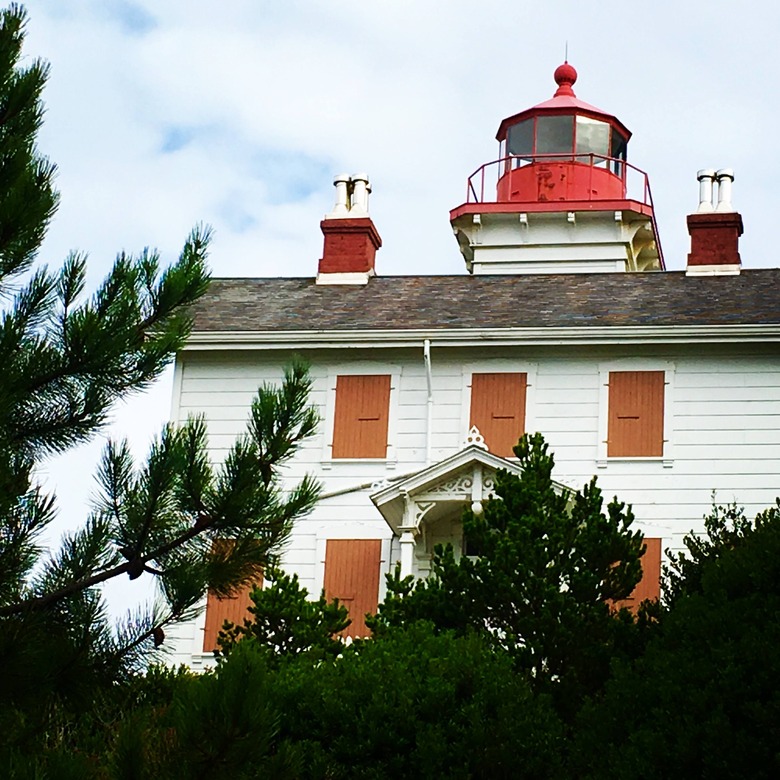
left=460, top=362, right=538, bottom=457
left=170, top=358, right=185, bottom=425
left=321, top=365, right=400, bottom=469
left=314, top=526, right=393, bottom=605
left=189, top=595, right=211, bottom=667
left=596, top=361, right=675, bottom=469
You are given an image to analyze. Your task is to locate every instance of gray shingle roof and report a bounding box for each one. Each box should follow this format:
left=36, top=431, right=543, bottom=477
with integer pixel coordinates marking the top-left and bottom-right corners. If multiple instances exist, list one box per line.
left=190, top=269, right=780, bottom=332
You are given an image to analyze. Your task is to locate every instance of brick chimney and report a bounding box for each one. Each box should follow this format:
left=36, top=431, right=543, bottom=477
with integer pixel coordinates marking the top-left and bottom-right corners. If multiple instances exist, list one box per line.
left=686, top=169, right=743, bottom=276
left=316, top=173, right=382, bottom=285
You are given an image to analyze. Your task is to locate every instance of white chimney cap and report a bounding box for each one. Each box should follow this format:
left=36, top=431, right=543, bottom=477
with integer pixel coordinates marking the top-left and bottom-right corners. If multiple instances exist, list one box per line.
left=715, top=168, right=735, bottom=213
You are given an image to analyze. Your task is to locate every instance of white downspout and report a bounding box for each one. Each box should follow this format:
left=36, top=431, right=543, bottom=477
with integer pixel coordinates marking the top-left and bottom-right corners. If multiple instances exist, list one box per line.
left=423, top=339, right=433, bottom=466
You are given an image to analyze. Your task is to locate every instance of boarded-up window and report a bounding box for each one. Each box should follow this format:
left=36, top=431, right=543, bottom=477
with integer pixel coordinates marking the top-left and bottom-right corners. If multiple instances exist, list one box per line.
left=323, top=539, right=382, bottom=639
left=612, top=537, right=662, bottom=613
left=608, top=371, right=665, bottom=457
left=470, top=372, right=527, bottom=457
left=332, top=375, right=391, bottom=459
left=202, top=574, right=262, bottom=652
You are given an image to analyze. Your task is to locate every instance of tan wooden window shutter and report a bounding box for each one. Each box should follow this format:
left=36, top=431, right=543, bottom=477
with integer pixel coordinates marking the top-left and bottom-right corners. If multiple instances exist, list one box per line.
left=469, top=372, right=527, bottom=457
left=612, top=537, right=662, bottom=613
left=332, top=375, right=391, bottom=458
left=607, top=371, right=665, bottom=457
left=202, top=539, right=263, bottom=652
left=202, top=576, right=260, bottom=652
left=323, top=539, right=382, bottom=639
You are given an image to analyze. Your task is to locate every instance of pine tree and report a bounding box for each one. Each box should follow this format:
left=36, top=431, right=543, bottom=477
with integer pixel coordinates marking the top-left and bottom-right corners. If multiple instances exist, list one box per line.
left=215, top=566, right=350, bottom=664
left=662, top=499, right=753, bottom=608
left=574, top=501, right=780, bottom=778
left=0, top=4, right=320, bottom=752
left=371, top=433, right=646, bottom=713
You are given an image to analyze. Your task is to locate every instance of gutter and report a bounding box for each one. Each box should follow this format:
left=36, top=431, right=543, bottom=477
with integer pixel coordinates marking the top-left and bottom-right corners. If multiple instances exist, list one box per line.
left=183, top=323, right=780, bottom=350
left=318, top=467, right=423, bottom=501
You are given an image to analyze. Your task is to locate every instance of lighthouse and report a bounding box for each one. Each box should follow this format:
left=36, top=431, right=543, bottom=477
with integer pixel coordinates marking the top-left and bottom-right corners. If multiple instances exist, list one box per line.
left=450, top=62, right=663, bottom=274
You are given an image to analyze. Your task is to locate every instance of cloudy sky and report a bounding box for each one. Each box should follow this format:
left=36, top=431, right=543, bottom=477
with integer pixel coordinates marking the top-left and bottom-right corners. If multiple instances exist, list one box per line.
left=22, top=0, right=776, bottom=612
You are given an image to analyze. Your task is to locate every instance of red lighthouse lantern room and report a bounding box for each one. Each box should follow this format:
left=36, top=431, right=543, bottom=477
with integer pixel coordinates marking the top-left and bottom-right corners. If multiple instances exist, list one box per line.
left=450, top=62, right=663, bottom=274
left=496, top=62, right=629, bottom=203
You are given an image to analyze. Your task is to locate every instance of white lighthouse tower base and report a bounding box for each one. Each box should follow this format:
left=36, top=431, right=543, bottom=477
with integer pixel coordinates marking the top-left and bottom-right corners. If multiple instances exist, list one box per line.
left=452, top=207, right=660, bottom=274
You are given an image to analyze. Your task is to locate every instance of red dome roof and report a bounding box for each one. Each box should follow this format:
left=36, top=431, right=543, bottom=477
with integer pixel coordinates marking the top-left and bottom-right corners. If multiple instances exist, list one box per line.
left=496, top=62, right=631, bottom=143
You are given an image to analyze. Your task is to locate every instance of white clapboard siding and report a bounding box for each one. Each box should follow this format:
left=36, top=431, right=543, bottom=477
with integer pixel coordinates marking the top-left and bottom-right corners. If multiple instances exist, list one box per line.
left=163, top=344, right=780, bottom=669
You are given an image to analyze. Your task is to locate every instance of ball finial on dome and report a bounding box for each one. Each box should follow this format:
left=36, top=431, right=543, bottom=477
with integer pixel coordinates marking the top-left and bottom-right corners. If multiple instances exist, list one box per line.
left=553, top=61, right=577, bottom=97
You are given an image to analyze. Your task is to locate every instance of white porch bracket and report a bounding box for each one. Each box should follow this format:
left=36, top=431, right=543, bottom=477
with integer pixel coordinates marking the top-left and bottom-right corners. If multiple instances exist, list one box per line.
left=399, top=489, right=435, bottom=577
left=402, top=489, right=435, bottom=532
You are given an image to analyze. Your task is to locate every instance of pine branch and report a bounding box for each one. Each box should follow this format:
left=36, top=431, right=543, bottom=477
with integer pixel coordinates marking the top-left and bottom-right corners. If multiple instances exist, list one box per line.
left=0, top=396, right=319, bottom=617
left=0, top=515, right=210, bottom=617
left=0, top=6, right=58, bottom=281
left=0, top=226, right=211, bottom=463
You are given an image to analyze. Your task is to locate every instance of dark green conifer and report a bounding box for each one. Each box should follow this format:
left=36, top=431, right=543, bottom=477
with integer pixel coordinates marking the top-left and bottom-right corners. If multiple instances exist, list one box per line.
left=0, top=5, right=320, bottom=756
left=371, top=432, right=646, bottom=713
left=215, top=566, right=350, bottom=664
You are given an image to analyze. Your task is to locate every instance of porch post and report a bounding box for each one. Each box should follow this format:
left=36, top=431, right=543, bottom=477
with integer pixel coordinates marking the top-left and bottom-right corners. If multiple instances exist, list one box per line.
left=399, top=529, right=417, bottom=578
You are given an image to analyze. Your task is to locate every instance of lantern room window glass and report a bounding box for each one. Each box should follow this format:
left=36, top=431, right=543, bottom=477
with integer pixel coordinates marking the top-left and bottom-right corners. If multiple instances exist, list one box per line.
left=535, top=115, right=574, bottom=156
left=575, top=116, right=610, bottom=164
left=507, top=119, right=533, bottom=159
